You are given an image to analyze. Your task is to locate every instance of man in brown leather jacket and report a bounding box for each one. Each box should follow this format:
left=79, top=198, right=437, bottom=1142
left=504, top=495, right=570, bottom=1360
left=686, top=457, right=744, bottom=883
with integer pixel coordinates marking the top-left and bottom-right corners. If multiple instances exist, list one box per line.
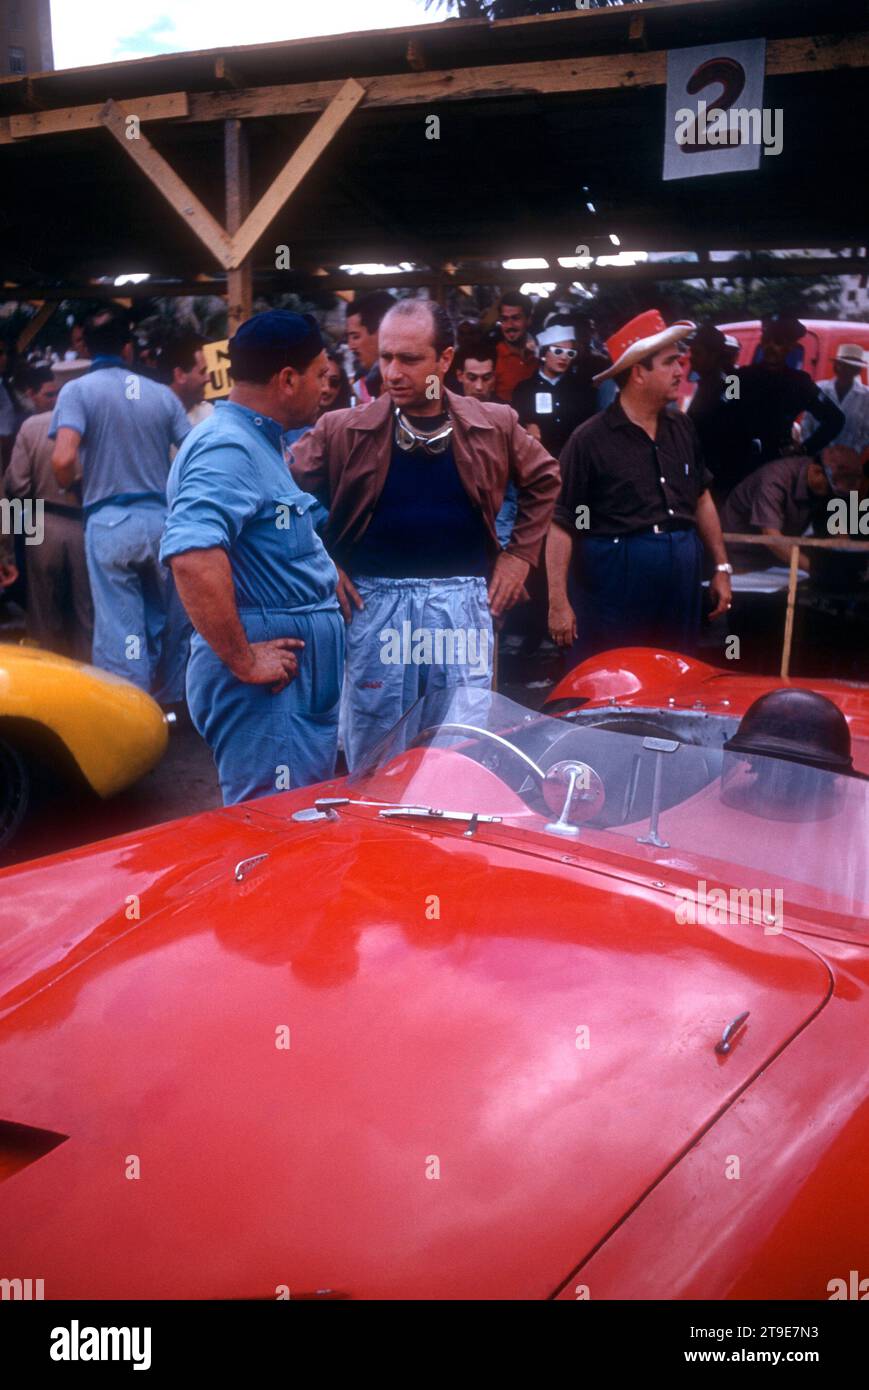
left=290, top=298, right=559, bottom=768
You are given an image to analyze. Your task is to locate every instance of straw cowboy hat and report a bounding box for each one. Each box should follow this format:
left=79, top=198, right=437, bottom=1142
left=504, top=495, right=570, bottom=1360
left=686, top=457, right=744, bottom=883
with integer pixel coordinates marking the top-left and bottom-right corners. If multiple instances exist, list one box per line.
left=593, top=309, right=695, bottom=385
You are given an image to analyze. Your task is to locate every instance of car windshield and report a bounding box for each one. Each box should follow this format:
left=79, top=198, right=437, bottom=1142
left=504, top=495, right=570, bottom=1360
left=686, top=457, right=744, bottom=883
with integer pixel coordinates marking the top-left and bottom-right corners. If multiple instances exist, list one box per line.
left=349, top=686, right=869, bottom=922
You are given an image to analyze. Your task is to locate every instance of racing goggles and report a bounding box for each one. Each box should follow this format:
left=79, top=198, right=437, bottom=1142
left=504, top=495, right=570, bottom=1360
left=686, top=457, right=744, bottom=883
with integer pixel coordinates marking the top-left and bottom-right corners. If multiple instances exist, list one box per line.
left=394, top=408, right=454, bottom=455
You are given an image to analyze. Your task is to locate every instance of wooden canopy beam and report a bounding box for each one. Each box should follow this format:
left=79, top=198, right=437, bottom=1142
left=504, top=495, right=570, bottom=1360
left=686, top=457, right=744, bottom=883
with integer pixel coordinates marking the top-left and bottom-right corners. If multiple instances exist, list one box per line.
left=3, top=32, right=866, bottom=144
left=226, top=78, right=367, bottom=270
left=99, top=98, right=234, bottom=269
left=0, top=91, right=188, bottom=144
left=10, top=251, right=865, bottom=303
left=182, top=31, right=869, bottom=119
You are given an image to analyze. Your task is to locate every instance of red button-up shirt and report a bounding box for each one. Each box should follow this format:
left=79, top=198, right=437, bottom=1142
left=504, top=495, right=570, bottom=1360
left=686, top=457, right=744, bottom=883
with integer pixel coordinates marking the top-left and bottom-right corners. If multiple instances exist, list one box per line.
left=494, top=340, right=538, bottom=404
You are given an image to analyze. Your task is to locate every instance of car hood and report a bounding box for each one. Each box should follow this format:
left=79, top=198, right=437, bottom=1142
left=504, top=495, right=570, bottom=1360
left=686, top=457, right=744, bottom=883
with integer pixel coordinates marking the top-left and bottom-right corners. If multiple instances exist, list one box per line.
left=0, top=803, right=832, bottom=1299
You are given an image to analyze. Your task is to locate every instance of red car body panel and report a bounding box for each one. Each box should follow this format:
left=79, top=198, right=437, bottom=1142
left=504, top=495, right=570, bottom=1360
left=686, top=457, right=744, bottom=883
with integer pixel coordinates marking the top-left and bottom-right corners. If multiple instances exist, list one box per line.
left=554, top=938, right=869, bottom=1300
left=546, top=648, right=869, bottom=773
left=0, top=648, right=867, bottom=1300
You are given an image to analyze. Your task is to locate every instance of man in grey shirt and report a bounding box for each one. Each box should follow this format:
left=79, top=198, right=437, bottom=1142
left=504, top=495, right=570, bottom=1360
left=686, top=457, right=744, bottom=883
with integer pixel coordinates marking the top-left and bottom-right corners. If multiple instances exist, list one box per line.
left=720, top=446, right=863, bottom=569
left=50, top=308, right=191, bottom=701
left=6, top=364, right=93, bottom=659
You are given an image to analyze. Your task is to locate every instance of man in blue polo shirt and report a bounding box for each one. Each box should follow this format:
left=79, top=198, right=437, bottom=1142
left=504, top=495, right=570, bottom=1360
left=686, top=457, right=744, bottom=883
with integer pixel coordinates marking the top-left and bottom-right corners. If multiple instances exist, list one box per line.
left=50, top=307, right=191, bottom=700
left=160, top=311, right=342, bottom=805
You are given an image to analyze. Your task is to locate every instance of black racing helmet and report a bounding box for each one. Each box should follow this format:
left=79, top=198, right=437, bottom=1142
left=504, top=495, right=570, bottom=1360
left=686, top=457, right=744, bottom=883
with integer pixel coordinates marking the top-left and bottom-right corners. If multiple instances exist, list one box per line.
left=723, top=689, right=853, bottom=774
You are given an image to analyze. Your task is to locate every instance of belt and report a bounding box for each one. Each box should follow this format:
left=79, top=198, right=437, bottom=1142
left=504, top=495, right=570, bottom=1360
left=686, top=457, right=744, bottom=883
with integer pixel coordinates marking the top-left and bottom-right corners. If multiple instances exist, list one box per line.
left=83, top=491, right=166, bottom=519
left=237, top=599, right=341, bottom=616
left=42, top=500, right=83, bottom=520
left=636, top=520, right=695, bottom=536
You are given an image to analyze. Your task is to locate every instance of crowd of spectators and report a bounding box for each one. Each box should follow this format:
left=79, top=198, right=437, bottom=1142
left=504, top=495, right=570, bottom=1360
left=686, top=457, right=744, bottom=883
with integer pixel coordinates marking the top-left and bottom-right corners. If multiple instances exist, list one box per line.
left=1, top=290, right=867, bottom=799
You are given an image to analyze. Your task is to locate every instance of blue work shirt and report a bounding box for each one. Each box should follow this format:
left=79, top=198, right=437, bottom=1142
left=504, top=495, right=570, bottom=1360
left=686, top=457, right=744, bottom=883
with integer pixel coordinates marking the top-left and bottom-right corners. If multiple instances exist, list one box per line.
left=160, top=399, right=339, bottom=613
left=49, top=361, right=191, bottom=510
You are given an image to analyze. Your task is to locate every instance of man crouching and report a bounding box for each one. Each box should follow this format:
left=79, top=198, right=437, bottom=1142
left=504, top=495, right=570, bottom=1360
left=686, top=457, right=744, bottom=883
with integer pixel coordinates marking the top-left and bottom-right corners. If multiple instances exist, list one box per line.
left=290, top=299, right=560, bottom=769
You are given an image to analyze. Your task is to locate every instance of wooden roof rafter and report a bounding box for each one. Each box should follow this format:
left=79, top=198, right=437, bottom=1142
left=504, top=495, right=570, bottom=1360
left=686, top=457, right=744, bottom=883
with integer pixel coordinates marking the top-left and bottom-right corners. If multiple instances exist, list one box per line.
left=1, top=0, right=867, bottom=297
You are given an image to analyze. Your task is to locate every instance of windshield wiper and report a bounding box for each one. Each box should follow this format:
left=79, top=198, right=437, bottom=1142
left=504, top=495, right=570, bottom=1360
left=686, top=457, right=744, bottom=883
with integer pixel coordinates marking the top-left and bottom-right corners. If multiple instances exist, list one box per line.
left=379, top=806, right=503, bottom=838
left=314, top=797, right=502, bottom=838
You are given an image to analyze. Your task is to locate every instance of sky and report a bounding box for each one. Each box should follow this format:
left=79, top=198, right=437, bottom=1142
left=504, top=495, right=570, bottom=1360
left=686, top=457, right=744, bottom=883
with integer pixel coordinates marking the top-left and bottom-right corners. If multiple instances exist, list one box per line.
left=49, top=0, right=435, bottom=70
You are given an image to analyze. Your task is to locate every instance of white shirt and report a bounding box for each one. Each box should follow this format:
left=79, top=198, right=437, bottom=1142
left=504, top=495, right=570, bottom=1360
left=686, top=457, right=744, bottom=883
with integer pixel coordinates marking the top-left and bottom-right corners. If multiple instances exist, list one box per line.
left=803, top=377, right=869, bottom=454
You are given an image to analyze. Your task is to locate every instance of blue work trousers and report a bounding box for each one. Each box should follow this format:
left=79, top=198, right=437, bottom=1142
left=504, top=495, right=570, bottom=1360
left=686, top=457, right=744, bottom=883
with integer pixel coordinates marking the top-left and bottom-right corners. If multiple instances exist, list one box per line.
left=187, top=605, right=344, bottom=805
left=84, top=501, right=190, bottom=703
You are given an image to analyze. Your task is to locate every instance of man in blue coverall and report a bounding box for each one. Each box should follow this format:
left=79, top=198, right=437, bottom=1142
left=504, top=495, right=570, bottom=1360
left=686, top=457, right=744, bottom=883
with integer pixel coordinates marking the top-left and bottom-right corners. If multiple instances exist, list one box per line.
left=160, top=311, right=342, bottom=805
left=50, top=307, right=192, bottom=701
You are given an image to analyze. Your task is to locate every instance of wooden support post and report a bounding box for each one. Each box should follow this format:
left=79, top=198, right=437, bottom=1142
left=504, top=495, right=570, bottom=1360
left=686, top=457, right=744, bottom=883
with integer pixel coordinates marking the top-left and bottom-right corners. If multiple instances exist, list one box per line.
left=225, top=118, right=252, bottom=333
left=227, top=78, right=366, bottom=270
left=99, top=99, right=234, bottom=269
left=780, top=543, right=801, bottom=679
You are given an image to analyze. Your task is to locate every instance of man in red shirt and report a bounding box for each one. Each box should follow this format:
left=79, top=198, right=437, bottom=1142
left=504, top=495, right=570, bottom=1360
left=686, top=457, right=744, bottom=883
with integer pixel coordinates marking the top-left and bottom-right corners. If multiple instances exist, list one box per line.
left=492, top=292, right=538, bottom=403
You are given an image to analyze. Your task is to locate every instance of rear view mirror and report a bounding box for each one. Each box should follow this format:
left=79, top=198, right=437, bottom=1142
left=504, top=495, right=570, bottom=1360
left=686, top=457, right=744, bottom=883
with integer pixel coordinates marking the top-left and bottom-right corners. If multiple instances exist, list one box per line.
left=543, top=760, right=605, bottom=836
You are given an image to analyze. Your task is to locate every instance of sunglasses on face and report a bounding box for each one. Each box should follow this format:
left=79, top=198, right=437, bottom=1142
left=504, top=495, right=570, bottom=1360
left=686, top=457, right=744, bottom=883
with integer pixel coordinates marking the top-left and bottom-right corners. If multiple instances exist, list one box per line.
left=548, top=347, right=577, bottom=359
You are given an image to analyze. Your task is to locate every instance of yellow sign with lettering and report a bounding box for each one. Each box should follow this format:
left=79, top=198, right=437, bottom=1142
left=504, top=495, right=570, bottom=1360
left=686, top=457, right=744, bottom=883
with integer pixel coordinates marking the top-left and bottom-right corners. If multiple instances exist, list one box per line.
left=203, top=339, right=232, bottom=399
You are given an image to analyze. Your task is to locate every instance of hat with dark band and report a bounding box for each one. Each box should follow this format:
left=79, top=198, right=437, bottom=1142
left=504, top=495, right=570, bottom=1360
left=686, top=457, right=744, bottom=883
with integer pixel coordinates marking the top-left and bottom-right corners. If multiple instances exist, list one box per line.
left=593, top=309, right=695, bottom=385
left=834, top=343, right=868, bottom=369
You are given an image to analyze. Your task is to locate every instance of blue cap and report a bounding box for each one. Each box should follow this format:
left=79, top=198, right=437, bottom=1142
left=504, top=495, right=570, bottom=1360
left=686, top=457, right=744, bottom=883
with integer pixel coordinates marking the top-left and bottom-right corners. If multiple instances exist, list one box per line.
left=229, top=310, right=324, bottom=378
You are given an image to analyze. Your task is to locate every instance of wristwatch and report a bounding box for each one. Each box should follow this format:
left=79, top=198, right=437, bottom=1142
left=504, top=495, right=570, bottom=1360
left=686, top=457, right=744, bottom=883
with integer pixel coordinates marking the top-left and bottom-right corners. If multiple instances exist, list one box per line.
left=715, top=563, right=734, bottom=575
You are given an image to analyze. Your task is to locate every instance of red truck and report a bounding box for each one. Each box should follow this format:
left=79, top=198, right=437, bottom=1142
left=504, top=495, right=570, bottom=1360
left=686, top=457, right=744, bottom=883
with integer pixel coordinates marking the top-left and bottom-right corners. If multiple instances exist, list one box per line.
left=719, top=318, right=869, bottom=383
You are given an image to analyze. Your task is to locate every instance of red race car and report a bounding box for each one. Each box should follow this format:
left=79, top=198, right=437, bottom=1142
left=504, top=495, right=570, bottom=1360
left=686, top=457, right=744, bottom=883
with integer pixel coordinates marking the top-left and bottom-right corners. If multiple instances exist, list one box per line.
left=0, top=648, right=867, bottom=1300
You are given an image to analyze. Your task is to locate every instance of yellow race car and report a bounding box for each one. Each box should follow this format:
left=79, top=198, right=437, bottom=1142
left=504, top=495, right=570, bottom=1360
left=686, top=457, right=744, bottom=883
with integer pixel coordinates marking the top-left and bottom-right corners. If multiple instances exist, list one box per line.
left=0, top=643, right=169, bottom=851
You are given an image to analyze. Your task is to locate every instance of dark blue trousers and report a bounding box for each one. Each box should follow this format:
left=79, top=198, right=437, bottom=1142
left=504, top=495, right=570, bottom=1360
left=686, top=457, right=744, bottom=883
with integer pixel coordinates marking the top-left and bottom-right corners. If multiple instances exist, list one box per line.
left=566, top=527, right=704, bottom=669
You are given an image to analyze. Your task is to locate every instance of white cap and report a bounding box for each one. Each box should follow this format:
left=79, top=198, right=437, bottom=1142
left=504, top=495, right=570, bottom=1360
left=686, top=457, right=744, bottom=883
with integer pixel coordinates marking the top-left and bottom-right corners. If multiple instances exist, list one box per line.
left=52, top=357, right=91, bottom=384
left=537, top=324, right=576, bottom=350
